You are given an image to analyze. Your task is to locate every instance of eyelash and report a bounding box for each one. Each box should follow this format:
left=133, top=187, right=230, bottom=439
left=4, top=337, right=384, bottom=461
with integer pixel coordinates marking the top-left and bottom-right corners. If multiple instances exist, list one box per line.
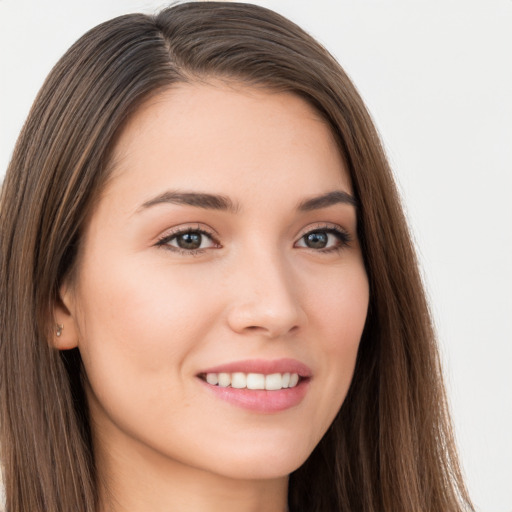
left=155, top=224, right=352, bottom=256
left=155, top=226, right=220, bottom=256
left=296, top=224, right=352, bottom=253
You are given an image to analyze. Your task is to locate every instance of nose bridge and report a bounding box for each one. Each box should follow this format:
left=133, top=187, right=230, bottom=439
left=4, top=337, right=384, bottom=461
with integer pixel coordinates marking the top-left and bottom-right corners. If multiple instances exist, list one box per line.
left=225, top=243, right=305, bottom=337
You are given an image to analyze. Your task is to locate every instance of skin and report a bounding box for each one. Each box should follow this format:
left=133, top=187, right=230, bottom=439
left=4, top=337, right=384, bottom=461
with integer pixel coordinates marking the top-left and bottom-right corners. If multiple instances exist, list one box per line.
left=54, top=83, right=369, bottom=512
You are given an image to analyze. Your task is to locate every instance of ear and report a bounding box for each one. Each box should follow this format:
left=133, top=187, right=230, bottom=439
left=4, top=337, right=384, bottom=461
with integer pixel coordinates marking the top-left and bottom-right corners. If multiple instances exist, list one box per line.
left=52, top=283, right=79, bottom=350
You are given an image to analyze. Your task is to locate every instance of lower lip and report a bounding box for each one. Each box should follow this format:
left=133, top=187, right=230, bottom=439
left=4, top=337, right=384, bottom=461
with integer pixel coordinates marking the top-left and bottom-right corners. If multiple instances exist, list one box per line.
left=198, top=378, right=310, bottom=413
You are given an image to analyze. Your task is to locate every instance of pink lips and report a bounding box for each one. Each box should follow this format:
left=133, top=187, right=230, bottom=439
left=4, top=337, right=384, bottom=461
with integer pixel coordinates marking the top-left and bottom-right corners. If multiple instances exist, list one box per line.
left=197, top=358, right=312, bottom=413
left=199, top=358, right=312, bottom=377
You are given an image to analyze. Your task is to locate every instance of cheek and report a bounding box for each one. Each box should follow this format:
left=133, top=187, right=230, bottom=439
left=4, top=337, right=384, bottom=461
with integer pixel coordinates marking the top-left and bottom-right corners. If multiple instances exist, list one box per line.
left=303, top=263, right=368, bottom=430
left=73, top=256, right=225, bottom=449
left=311, top=263, right=369, bottom=353
left=77, top=253, right=214, bottom=348
left=73, top=254, right=220, bottom=406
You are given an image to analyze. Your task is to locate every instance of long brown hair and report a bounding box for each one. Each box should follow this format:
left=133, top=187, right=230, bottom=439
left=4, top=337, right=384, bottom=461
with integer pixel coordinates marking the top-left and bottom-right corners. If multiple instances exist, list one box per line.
left=0, top=2, right=472, bottom=511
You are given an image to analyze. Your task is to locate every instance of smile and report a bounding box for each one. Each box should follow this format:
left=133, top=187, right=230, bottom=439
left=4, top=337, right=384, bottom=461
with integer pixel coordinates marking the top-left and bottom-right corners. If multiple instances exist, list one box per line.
left=197, top=359, right=312, bottom=413
left=201, top=372, right=301, bottom=390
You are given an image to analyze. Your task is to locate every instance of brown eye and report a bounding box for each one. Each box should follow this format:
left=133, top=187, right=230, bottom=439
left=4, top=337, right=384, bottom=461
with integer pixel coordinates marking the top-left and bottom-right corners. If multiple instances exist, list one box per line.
left=304, top=231, right=328, bottom=249
left=157, top=228, right=218, bottom=253
left=176, top=232, right=203, bottom=250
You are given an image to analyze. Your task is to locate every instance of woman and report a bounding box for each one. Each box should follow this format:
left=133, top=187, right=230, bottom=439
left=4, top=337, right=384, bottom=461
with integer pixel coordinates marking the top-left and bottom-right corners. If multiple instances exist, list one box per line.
left=0, top=2, right=473, bottom=511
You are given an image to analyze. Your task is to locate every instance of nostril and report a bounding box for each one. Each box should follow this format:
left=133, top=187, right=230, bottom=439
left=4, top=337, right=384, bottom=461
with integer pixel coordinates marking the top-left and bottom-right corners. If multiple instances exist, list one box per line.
left=226, top=298, right=305, bottom=338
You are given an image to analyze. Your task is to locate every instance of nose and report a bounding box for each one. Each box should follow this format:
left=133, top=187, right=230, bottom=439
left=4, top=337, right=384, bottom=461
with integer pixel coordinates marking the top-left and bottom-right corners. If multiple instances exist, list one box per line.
left=225, top=248, right=307, bottom=338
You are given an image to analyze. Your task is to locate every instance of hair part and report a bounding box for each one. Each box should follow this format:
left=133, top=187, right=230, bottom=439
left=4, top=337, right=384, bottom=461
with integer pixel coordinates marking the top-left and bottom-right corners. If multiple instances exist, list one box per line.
left=0, top=3, right=472, bottom=511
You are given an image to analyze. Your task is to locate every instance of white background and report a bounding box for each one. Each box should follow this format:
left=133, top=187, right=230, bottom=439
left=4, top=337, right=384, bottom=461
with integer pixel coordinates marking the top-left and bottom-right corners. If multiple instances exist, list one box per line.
left=1, top=1, right=511, bottom=511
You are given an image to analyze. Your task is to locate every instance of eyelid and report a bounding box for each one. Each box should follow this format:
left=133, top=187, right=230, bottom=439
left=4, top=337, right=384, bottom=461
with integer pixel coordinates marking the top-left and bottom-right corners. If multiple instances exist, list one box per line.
left=294, top=222, right=352, bottom=251
left=155, top=224, right=221, bottom=254
left=295, top=222, right=351, bottom=239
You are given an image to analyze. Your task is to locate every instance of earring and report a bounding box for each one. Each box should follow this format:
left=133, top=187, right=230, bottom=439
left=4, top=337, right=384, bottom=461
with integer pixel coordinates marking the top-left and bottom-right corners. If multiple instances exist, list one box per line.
left=56, top=324, right=64, bottom=337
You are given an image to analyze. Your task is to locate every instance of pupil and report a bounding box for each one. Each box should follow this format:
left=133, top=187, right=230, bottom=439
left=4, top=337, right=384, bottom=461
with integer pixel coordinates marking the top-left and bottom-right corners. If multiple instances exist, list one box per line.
left=177, top=232, right=201, bottom=249
left=306, top=231, right=327, bottom=249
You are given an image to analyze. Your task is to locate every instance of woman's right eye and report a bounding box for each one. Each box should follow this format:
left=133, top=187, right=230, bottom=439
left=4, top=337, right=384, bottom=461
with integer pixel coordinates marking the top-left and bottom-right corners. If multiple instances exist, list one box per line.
left=156, top=229, right=218, bottom=254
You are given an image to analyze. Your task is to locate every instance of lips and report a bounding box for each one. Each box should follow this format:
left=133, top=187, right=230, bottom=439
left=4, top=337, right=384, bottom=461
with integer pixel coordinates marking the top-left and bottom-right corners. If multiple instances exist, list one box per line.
left=196, top=358, right=312, bottom=413
left=198, top=358, right=312, bottom=377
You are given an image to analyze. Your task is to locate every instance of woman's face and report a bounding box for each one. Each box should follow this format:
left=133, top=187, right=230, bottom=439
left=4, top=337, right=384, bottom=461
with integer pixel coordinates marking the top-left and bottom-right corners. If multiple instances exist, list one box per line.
left=59, top=83, right=369, bottom=481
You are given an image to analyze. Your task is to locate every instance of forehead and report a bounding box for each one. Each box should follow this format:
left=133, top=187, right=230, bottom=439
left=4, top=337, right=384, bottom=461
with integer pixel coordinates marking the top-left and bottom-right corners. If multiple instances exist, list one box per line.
left=103, top=82, right=351, bottom=210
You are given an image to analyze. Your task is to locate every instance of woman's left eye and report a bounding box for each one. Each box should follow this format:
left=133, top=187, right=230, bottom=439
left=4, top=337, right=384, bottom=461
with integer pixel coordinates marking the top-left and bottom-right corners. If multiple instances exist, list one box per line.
left=156, top=229, right=218, bottom=253
left=295, top=227, right=351, bottom=252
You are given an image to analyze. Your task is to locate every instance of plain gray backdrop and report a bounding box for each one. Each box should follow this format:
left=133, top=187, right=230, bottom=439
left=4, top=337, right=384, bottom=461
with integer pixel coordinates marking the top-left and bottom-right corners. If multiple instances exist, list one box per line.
left=1, top=1, right=511, bottom=510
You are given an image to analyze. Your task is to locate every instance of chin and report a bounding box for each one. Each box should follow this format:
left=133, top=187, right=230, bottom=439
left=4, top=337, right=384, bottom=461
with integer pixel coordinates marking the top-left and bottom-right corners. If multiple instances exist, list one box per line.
left=204, top=439, right=314, bottom=481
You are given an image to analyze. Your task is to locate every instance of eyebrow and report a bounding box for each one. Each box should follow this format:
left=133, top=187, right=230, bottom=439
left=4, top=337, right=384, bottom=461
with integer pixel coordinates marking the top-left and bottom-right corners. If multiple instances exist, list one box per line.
left=139, top=191, right=240, bottom=213
left=138, top=189, right=357, bottom=214
left=297, top=190, right=358, bottom=211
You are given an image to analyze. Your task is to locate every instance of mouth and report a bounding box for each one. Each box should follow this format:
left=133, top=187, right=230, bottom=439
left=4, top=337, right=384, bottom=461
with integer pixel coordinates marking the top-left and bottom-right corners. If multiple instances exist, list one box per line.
left=196, top=359, right=312, bottom=413
left=198, top=371, right=305, bottom=390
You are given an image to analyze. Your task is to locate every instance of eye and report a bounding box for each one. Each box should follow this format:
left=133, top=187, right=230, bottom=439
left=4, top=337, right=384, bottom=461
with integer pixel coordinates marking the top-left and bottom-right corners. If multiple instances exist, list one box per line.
left=156, top=227, right=219, bottom=254
left=295, top=226, right=351, bottom=252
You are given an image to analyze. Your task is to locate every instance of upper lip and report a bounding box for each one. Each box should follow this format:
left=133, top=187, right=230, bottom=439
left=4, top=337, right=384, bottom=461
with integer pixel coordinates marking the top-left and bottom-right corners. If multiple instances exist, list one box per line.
left=198, top=358, right=312, bottom=378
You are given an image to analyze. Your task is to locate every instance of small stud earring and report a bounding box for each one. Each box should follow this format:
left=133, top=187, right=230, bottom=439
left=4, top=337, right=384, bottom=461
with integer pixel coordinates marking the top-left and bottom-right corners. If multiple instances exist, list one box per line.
left=56, top=324, right=64, bottom=337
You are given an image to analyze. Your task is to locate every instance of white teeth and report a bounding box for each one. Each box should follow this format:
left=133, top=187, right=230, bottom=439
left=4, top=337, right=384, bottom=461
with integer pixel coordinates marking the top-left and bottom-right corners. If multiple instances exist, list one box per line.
left=206, top=373, right=218, bottom=385
left=231, top=372, right=247, bottom=389
left=265, top=373, right=283, bottom=391
left=247, top=373, right=265, bottom=390
left=203, top=372, right=301, bottom=390
left=218, top=373, right=230, bottom=387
